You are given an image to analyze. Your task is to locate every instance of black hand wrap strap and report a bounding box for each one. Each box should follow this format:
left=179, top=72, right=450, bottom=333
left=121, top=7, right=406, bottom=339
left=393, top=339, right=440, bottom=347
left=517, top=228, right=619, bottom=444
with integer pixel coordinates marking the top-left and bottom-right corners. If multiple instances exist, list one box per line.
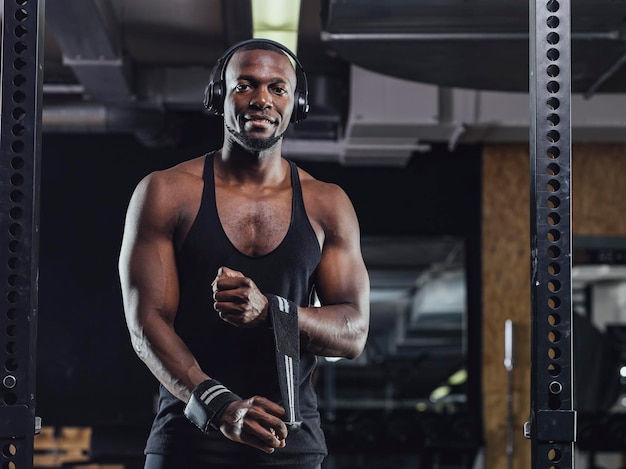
left=266, top=294, right=302, bottom=434
left=184, top=379, right=241, bottom=433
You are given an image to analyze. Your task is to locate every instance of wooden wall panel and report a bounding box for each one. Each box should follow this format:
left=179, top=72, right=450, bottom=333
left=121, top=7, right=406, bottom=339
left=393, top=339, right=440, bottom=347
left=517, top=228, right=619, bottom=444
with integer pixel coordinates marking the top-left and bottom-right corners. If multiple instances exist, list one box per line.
left=481, top=142, right=626, bottom=469
left=572, top=143, right=626, bottom=236
left=482, top=143, right=531, bottom=469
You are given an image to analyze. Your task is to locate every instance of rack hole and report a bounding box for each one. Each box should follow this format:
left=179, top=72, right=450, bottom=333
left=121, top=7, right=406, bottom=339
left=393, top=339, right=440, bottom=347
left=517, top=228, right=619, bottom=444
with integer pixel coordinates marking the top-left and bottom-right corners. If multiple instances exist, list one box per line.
left=11, top=141, right=25, bottom=154
left=2, top=443, right=17, bottom=457
left=549, top=329, right=561, bottom=342
left=548, top=295, right=561, bottom=309
left=547, top=97, right=560, bottom=110
left=3, top=392, right=17, bottom=405
left=548, top=263, right=561, bottom=276
left=13, top=57, right=27, bottom=70
left=13, top=41, right=27, bottom=55
left=12, top=75, right=26, bottom=87
left=547, top=196, right=561, bottom=209
left=547, top=163, right=560, bottom=175
left=15, top=8, right=28, bottom=21
left=12, top=124, right=25, bottom=136
left=12, top=90, right=26, bottom=103
left=548, top=313, right=561, bottom=326
left=548, top=394, right=562, bottom=410
left=547, top=81, right=560, bottom=93
left=547, top=64, right=560, bottom=78
left=12, top=107, right=26, bottom=121
left=11, top=157, right=24, bottom=169
left=547, top=113, right=560, bottom=126
left=547, top=0, right=560, bottom=12
left=7, top=291, right=18, bottom=304
left=547, top=146, right=560, bottom=158
left=547, top=16, right=560, bottom=28
left=547, top=179, right=560, bottom=192
left=547, top=32, right=560, bottom=45
left=548, top=448, right=562, bottom=462
left=9, top=207, right=23, bottom=221
left=548, top=363, right=561, bottom=378
left=14, top=24, right=28, bottom=37
left=9, top=224, right=22, bottom=236
left=547, top=130, right=561, bottom=143
left=7, top=275, right=18, bottom=287
left=547, top=229, right=560, bottom=242
left=10, top=173, right=24, bottom=186
left=548, top=279, right=561, bottom=292
left=10, top=190, right=23, bottom=203
left=548, top=347, right=561, bottom=360
left=547, top=48, right=560, bottom=61
left=5, top=358, right=18, bottom=372
left=547, top=212, right=561, bottom=226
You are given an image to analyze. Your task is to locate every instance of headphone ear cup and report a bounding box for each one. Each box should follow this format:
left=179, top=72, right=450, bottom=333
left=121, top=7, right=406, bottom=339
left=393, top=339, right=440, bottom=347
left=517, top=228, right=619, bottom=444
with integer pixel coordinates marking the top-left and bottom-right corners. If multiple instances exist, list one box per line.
left=291, top=90, right=309, bottom=123
left=204, top=80, right=225, bottom=115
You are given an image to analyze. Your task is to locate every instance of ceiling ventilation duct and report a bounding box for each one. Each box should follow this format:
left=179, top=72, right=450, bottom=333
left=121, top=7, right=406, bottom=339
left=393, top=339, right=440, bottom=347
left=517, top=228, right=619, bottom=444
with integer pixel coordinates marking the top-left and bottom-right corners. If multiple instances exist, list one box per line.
left=321, top=0, right=626, bottom=95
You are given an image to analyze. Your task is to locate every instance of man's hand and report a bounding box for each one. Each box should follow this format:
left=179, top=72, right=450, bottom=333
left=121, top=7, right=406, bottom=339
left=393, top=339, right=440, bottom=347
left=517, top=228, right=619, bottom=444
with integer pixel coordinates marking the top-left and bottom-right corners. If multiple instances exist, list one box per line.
left=212, top=266, right=269, bottom=327
left=217, top=396, right=288, bottom=453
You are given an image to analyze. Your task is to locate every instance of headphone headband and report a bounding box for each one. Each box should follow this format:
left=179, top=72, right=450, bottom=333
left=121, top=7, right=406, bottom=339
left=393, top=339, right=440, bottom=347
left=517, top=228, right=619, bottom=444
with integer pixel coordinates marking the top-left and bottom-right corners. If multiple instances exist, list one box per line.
left=204, top=38, right=309, bottom=123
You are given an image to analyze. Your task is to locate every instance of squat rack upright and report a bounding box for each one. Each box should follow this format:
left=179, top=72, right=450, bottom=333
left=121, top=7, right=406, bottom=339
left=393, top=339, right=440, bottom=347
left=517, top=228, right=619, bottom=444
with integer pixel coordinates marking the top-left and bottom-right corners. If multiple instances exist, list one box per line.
left=0, top=0, right=45, bottom=468
left=528, top=0, right=576, bottom=468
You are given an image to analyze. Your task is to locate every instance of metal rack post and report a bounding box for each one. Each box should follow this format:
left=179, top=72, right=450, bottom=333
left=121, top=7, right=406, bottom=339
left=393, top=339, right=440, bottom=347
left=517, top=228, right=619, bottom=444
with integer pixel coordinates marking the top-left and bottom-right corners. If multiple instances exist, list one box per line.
left=0, top=0, right=45, bottom=467
left=528, top=0, right=576, bottom=468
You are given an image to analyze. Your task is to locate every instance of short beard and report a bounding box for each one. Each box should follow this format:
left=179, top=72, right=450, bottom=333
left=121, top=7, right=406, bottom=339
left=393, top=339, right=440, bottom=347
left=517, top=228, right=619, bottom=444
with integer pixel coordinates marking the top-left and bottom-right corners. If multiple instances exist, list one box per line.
left=225, top=124, right=284, bottom=153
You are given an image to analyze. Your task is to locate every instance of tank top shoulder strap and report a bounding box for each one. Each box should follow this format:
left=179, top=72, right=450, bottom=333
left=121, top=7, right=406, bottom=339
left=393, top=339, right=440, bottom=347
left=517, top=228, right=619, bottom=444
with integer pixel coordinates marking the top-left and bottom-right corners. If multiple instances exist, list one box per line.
left=288, top=159, right=306, bottom=220
left=201, top=151, right=217, bottom=206
left=202, top=151, right=215, bottom=184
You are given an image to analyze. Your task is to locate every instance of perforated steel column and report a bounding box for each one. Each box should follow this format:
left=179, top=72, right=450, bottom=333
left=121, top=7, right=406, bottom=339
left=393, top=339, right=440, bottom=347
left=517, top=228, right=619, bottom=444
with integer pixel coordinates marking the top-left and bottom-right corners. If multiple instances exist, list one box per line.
left=0, top=0, right=45, bottom=467
left=529, top=0, right=576, bottom=468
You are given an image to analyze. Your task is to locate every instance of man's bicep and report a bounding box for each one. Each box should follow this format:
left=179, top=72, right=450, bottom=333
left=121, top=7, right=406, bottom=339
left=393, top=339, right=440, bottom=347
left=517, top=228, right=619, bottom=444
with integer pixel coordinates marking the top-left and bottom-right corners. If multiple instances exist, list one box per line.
left=119, top=177, right=180, bottom=325
left=314, top=194, right=369, bottom=309
left=315, top=241, right=369, bottom=308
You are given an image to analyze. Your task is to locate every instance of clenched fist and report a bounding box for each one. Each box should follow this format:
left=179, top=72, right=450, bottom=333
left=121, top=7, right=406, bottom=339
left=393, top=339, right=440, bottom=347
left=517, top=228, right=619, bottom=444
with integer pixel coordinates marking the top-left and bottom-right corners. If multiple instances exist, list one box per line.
left=212, top=266, right=269, bottom=327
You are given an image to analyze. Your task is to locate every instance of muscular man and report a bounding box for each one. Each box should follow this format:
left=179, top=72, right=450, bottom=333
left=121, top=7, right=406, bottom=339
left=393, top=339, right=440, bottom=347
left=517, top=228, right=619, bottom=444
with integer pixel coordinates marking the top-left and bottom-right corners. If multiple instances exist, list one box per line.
left=118, top=39, right=370, bottom=469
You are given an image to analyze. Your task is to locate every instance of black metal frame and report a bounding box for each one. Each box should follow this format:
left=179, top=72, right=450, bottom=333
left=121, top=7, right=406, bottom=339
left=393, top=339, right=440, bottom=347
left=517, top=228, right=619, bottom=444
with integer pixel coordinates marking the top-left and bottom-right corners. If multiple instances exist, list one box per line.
left=0, top=0, right=45, bottom=467
left=529, top=0, right=576, bottom=468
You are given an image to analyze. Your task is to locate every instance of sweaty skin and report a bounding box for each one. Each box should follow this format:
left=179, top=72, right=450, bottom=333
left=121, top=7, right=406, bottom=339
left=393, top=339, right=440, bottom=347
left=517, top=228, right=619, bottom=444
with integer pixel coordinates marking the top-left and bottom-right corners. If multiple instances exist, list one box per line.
left=119, top=47, right=370, bottom=455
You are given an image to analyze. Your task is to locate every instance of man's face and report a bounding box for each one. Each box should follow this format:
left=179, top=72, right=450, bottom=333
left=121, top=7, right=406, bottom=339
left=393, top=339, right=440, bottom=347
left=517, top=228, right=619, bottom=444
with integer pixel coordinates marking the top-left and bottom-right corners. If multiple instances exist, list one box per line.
left=222, top=48, right=297, bottom=152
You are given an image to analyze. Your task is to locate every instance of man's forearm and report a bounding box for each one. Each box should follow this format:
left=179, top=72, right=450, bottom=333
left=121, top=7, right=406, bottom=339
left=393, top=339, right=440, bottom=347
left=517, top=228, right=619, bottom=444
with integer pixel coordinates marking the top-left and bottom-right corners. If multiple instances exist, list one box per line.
left=129, top=321, right=209, bottom=402
left=298, top=304, right=368, bottom=359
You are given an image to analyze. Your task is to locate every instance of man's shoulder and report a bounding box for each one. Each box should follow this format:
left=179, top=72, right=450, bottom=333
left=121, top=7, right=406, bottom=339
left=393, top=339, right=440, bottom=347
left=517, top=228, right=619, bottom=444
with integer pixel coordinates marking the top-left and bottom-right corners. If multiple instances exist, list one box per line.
left=297, top=166, right=347, bottom=201
left=133, top=155, right=207, bottom=208
left=159, top=155, right=206, bottom=180
left=140, top=155, right=206, bottom=188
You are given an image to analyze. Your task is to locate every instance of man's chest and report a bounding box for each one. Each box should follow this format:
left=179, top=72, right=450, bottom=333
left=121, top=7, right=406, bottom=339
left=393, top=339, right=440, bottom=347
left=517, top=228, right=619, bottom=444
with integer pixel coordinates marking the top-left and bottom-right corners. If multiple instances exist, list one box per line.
left=215, top=188, right=293, bottom=257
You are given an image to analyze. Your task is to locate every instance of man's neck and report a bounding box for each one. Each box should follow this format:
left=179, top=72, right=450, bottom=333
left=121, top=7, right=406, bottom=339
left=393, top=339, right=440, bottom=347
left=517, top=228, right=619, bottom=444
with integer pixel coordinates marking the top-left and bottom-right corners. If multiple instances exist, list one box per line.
left=215, top=146, right=287, bottom=187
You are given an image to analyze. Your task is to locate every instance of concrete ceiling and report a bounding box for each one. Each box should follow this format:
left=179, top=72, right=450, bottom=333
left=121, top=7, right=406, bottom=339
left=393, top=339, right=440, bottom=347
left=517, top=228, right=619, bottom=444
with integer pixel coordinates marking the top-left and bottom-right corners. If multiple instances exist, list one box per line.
left=5, top=0, right=626, bottom=157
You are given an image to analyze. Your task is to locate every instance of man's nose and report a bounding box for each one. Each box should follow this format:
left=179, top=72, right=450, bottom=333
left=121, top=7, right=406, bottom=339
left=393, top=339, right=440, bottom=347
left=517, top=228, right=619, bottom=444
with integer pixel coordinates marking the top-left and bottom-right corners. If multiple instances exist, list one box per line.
left=249, top=87, right=272, bottom=109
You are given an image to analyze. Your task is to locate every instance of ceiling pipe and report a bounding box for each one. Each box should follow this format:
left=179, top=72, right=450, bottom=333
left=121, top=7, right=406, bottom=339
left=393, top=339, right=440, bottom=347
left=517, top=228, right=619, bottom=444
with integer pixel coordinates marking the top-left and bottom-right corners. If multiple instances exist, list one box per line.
left=42, top=103, right=179, bottom=147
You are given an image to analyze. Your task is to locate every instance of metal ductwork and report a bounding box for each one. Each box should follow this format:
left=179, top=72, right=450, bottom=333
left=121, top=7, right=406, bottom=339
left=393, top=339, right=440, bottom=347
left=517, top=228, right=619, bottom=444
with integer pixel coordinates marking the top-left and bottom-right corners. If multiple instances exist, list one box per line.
left=42, top=103, right=180, bottom=147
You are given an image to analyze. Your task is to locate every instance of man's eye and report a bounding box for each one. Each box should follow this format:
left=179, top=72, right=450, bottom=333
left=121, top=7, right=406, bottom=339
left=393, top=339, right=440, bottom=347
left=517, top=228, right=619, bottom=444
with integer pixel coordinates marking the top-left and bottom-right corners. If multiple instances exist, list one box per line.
left=235, top=84, right=251, bottom=92
left=273, top=87, right=287, bottom=95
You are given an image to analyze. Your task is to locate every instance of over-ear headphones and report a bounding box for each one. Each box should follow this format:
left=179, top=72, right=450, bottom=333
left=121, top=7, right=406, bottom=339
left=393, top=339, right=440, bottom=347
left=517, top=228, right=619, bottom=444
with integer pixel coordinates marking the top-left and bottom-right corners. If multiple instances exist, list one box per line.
left=203, top=38, right=309, bottom=123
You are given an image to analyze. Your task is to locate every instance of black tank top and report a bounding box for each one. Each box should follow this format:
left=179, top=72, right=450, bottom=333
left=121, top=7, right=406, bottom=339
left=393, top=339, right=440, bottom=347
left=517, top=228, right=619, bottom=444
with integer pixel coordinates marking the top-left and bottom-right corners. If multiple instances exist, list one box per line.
left=145, top=153, right=327, bottom=467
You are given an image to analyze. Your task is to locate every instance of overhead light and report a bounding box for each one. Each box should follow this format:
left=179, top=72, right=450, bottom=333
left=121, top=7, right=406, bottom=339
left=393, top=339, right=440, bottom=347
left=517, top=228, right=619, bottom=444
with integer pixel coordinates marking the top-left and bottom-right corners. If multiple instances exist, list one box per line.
left=251, top=0, right=301, bottom=54
left=429, top=385, right=451, bottom=402
left=448, top=368, right=467, bottom=385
